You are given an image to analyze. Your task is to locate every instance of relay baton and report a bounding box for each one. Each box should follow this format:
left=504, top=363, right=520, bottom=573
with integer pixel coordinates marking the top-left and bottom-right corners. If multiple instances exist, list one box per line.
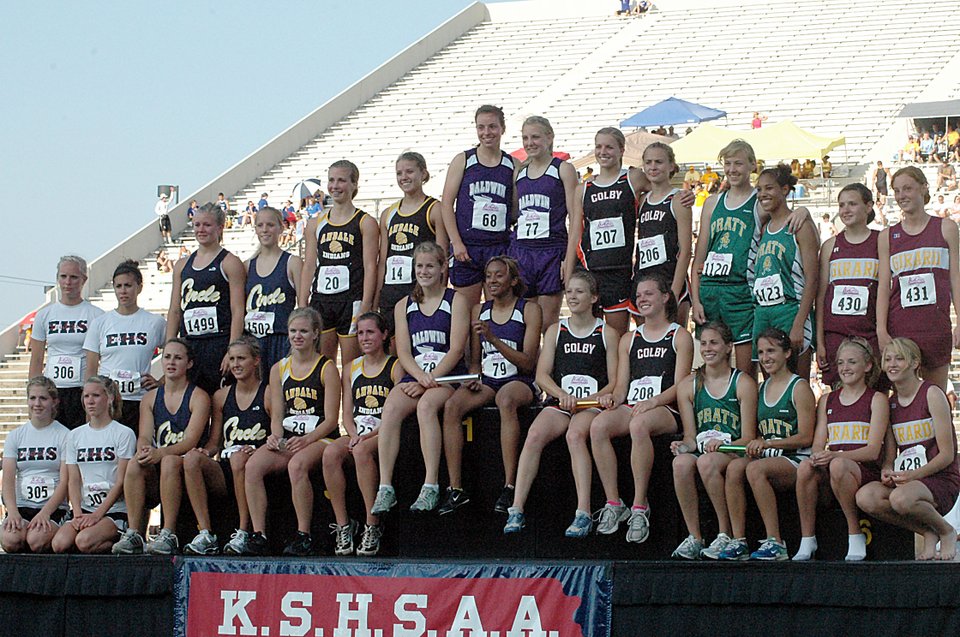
left=435, top=373, right=482, bottom=385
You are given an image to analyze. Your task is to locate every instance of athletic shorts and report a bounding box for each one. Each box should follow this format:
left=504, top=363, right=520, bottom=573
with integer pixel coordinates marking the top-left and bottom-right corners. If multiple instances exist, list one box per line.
left=587, top=267, right=633, bottom=313
left=481, top=376, right=536, bottom=394
left=450, top=243, right=508, bottom=288
left=80, top=509, right=129, bottom=531
left=920, top=470, right=960, bottom=514
left=856, top=462, right=882, bottom=486
left=13, top=507, right=67, bottom=525
left=698, top=282, right=754, bottom=343
left=752, top=303, right=813, bottom=360
left=379, top=288, right=411, bottom=338
left=257, top=333, right=290, bottom=379
left=57, top=386, right=86, bottom=429
left=890, top=328, right=953, bottom=369
left=509, top=242, right=564, bottom=298
left=187, top=335, right=231, bottom=396
left=311, top=298, right=361, bottom=337
left=158, top=215, right=171, bottom=233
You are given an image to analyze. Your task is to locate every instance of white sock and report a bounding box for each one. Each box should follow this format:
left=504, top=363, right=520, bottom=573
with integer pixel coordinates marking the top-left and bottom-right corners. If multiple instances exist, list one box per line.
left=846, top=533, right=867, bottom=561
left=378, top=484, right=393, bottom=491
left=423, top=483, right=439, bottom=491
left=792, top=536, right=818, bottom=561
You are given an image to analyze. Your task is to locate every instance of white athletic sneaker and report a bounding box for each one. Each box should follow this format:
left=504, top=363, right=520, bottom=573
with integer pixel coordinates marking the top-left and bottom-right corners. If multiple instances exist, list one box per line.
left=145, top=528, right=179, bottom=555
left=357, top=524, right=383, bottom=556
left=223, top=529, right=249, bottom=556
left=700, top=533, right=732, bottom=560
left=371, top=486, right=397, bottom=514
left=183, top=529, right=219, bottom=555
left=331, top=519, right=358, bottom=556
left=112, top=529, right=145, bottom=555
left=671, top=535, right=704, bottom=560
left=595, top=501, right=630, bottom=535
left=625, top=507, right=651, bottom=544
left=409, top=485, right=439, bottom=512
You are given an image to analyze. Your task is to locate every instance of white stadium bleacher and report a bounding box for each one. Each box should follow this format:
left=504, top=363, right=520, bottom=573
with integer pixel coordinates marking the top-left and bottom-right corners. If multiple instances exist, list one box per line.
left=3, top=0, right=960, bottom=444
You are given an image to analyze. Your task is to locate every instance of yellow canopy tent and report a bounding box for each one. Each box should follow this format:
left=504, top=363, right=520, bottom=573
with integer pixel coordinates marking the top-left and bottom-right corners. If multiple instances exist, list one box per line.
left=572, top=130, right=673, bottom=169
left=670, top=120, right=845, bottom=164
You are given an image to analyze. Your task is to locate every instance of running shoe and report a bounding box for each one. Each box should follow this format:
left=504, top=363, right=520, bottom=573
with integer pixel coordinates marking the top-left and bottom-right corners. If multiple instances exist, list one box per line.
left=717, top=538, right=751, bottom=561
left=671, top=534, right=704, bottom=560
left=595, top=501, right=629, bottom=535
left=700, top=533, right=732, bottom=560
left=371, top=486, right=397, bottom=514
left=223, top=529, right=249, bottom=556
left=409, top=485, right=440, bottom=512
left=625, top=507, right=651, bottom=544
left=245, top=531, right=268, bottom=557
left=357, top=524, right=383, bottom=556
left=503, top=508, right=526, bottom=534
left=494, top=485, right=515, bottom=513
left=751, top=537, right=788, bottom=561
left=564, top=510, right=593, bottom=538
left=438, top=487, right=470, bottom=515
left=112, top=529, right=145, bottom=555
left=283, top=531, right=314, bottom=557
left=183, top=529, right=219, bottom=556
left=145, top=528, right=179, bottom=555
left=331, top=520, right=358, bottom=556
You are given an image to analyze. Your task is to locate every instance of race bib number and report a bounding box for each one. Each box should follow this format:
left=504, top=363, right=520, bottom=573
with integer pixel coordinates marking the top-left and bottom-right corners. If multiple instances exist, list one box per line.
left=518, top=209, right=549, bottom=240
left=282, top=414, right=320, bottom=436
left=47, top=355, right=81, bottom=384
left=319, top=266, right=350, bottom=295
left=21, top=475, right=56, bottom=503
left=414, top=350, right=443, bottom=374
left=628, top=376, right=662, bottom=404
left=696, top=430, right=732, bottom=453
left=894, top=444, right=928, bottom=472
left=831, top=285, right=868, bottom=316
left=384, top=255, right=413, bottom=285
left=482, top=351, right=517, bottom=380
left=110, top=370, right=140, bottom=398
left=561, top=374, right=598, bottom=398
left=244, top=311, right=276, bottom=337
left=183, top=306, right=219, bottom=336
left=900, top=273, right=936, bottom=308
left=355, top=415, right=380, bottom=436
left=703, top=252, right=732, bottom=278
left=82, top=481, right=111, bottom=509
left=471, top=200, right=507, bottom=232
left=635, top=235, right=667, bottom=269
left=590, top=217, right=625, bottom=250
left=753, top=274, right=785, bottom=306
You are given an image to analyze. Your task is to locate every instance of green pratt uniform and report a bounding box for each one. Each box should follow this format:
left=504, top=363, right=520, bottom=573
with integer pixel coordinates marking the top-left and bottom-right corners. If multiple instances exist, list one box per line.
left=698, top=190, right=761, bottom=343
left=692, top=369, right=743, bottom=456
left=757, top=374, right=811, bottom=466
left=751, top=221, right=812, bottom=358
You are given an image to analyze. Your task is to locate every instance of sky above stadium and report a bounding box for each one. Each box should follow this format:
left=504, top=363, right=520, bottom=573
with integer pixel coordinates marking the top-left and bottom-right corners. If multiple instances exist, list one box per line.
left=0, top=0, right=509, bottom=331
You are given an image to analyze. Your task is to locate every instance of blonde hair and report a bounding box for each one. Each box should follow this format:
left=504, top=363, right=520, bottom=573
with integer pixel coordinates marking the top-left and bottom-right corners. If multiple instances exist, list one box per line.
left=83, top=375, right=123, bottom=420
left=288, top=307, right=323, bottom=352
left=523, top=116, right=555, bottom=155
left=595, top=127, right=626, bottom=152
left=882, top=337, right=922, bottom=376
left=718, top=139, right=757, bottom=165
left=330, top=160, right=360, bottom=198
left=57, top=255, right=88, bottom=279
left=836, top=337, right=880, bottom=388
left=410, top=241, right=447, bottom=303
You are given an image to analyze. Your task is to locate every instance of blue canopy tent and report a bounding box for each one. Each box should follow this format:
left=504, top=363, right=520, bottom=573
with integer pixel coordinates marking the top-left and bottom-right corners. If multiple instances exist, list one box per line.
left=620, top=97, right=727, bottom=128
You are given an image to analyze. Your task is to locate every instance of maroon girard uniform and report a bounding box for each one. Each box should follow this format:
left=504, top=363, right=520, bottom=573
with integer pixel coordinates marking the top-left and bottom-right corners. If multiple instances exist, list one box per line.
left=824, top=388, right=881, bottom=484
left=888, top=217, right=952, bottom=367
left=889, top=381, right=960, bottom=513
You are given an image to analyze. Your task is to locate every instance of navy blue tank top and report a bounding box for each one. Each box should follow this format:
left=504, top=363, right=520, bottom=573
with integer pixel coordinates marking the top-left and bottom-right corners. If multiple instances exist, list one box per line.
left=514, top=157, right=567, bottom=248
left=221, top=382, right=269, bottom=450
left=455, top=148, right=514, bottom=246
left=153, top=383, right=197, bottom=448
left=245, top=251, right=296, bottom=336
left=179, top=249, right=232, bottom=340
left=479, top=297, right=532, bottom=384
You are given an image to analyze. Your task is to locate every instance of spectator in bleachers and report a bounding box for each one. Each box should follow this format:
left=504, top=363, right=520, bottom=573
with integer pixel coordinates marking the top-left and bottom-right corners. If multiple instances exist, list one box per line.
left=617, top=0, right=631, bottom=15
left=283, top=200, right=297, bottom=223
left=801, top=159, right=816, bottom=180
left=155, top=249, right=172, bottom=273
left=701, top=165, right=719, bottom=189
left=580, top=166, right=594, bottom=183
left=187, top=200, right=199, bottom=227
left=257, top=193, right=269, bottom=210
left=751, top=112, right=767, bottom=129
left=667, top=126, right=678, bottom=139
left=874, top=160, right=891, bottom=210
left=950, top=194, right=960, bottom=223
left=790, top=159, right=802, bottom=180
left=635, top=0, right=650, bottom=13
left=937, top=160, right=957, bottom=191
left=683, top=165, right=701, bottom=190
left=822, top=155, right=832, bottom=179
left=241, top=201, right=256, bottom=227
left=932, top=194, right=950, bottom=218
left=899, top=135, right=918, bottom=163
left=215, top=193, right=229, bottom=214
left=305, top=196, right=321, bottom=218
left=155, top=193, right=173, bottom=243
left=919, top=131, right=939, bottom=163
left=818, top=213, right=835, bottom=244
left=693, top=183, right=710, bottom=209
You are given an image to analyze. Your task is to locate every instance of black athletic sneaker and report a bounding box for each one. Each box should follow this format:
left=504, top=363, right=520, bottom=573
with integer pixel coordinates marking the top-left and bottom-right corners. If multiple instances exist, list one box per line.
left=246, top=531, right=269, bottom=557
left=437, top=487, right=470, bottom=515
left=494, top=485, right=515, bottom=513
left=283, top=531, right=314, bottom=557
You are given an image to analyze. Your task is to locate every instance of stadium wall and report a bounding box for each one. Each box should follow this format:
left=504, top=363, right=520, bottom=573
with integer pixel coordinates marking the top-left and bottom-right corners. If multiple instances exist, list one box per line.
left=0, top=2, right=490, bottom=361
